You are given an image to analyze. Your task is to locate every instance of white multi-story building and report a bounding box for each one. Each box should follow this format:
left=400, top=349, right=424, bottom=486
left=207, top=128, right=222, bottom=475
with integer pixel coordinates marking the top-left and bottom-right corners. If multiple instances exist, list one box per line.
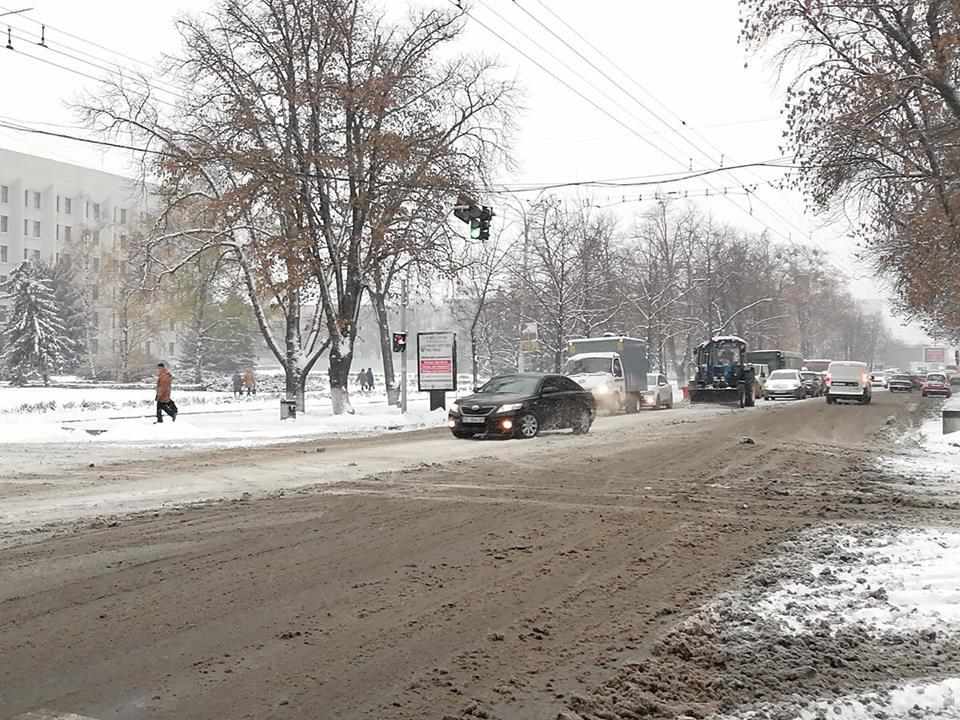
left=0, top=148, right=179, bottom=376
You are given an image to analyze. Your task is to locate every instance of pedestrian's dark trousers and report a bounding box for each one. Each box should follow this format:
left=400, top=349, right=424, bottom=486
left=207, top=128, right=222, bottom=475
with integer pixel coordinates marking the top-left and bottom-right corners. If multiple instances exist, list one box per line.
left=156, top=400, right=178, bottom=422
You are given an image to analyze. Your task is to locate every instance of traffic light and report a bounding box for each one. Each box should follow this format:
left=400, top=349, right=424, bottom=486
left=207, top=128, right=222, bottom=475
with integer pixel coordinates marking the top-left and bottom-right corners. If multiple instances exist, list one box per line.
left=480, top=206, right=493, bottom=241
left=392, top=332, right=407, bottom=353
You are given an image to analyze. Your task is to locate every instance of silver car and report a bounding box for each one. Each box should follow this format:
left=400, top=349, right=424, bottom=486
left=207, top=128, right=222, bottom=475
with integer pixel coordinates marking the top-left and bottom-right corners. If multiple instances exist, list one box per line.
left=640, top=373, right=673, bottom=409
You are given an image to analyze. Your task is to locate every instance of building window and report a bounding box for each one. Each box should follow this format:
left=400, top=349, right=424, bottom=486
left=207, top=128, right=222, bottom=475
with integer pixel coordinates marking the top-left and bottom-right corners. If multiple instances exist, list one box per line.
left=56, top=195, right=60, bottom=213
left=23, top=248, right=28, bottom=260
left=92, top=284, right=99, bottom=300
left=65, top=197, right=72, bottom=215
left=111, top=313, right=116, bottom=329
left=93, top=203, right=100, bottom=220
left=92, top=311, right=99, bottom=328
left=168, top=342, right=174, bottom=356
left=93, top=230, right=100, bottom=245
left=24, top=190, right=29, bottom=207
left=0, top=185, right=7, bottom=204
left=120, top=234, right=127, bottom=250
left=0, top=215, right=7, bottom=233
left=91, top=339, right=99, bottom=355
left=33, top=221, right=40, bottom=238
left=64, top=225, right=72, bottom=243
left=0, top=245, right=6, bottom=263
left=120, top=208, right=127, bottom=225
left=93, top=257, right=100, bottom=272
left=33, top=192, right=41, bottom=209
left=169, top=319, right=175, bottom=331
left=85, top=201, right=90, bottom=219
left=23, top=219, right=28, bottom=235
left=32, top=249, right=40, bottom=262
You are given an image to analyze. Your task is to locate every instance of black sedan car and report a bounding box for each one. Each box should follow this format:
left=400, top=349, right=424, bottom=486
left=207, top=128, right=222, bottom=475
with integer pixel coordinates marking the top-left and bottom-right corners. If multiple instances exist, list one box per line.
left=800, top=371, right=826, bottom=397
left=448, top=373, right=595, bottom=439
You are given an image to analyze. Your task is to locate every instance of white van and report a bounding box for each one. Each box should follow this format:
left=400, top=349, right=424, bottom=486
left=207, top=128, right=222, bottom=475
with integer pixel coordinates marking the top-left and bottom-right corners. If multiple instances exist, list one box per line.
left=826, top=361, right=872, bottom=405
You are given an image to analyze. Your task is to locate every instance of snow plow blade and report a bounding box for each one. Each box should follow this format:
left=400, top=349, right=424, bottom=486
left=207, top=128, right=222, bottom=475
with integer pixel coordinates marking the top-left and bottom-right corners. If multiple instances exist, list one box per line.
left=689, top=388, right=742, bottom=405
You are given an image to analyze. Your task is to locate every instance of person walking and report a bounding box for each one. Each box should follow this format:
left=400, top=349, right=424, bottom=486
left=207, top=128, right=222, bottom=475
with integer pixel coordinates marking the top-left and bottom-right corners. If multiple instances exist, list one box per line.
left=243, top=368, right=256, bottom=396
left=155, top=363, right=178, bottom=423
left=366, top=367, right=375, bottom=392
left=356, top=368, right=367, bottom=391
left=232, top=370, right=243, bottom=398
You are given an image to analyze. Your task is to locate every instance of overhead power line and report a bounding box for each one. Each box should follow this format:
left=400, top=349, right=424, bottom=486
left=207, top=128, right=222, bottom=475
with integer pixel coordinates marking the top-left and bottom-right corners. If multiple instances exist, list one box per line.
left=0, top=118, right=833, bottom=197
left=521, top=0, right=810, bottom=240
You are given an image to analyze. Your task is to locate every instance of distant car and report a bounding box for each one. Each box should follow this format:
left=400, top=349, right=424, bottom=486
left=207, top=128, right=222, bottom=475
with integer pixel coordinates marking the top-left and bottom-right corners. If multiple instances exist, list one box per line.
left=764, top=369, right=806, bottom=400
left=826, top=361, right=872, bottom=404
left=870, top=372, right=887, bottom=388
left=922, top=373, right=953, bottom=399
left=750, top=363, right=771, bottom=399
left=887, top=373, right=914, bottom=393
left=448, top=373, right=595, bottom=439
left=640, top=372, right=673, bottom=409
left=800, top=371, right=826, bottom=397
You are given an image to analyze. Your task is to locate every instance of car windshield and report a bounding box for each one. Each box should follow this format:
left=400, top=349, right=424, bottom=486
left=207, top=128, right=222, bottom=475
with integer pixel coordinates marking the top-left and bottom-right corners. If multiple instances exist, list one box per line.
left=714, top=344, right=741, bottom=366
left=928, top=374, right=947, bottom=383
left=892, top=375, right=911, bottom=381
left=565, top=357, right=611, bottom=375
left=800, top=372, right=819, bottom=381
left=770, top=370, right=797, bottom=380
left=478, top=375, right=542, bottom=395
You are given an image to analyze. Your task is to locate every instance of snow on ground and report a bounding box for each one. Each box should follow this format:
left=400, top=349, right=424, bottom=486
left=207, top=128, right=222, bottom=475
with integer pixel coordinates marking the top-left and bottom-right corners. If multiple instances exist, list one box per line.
left=718, top=677, right=960, bottom=719
left=756, top=528, right=960, bottom=636
left=0, top=387, right=448, bottom=447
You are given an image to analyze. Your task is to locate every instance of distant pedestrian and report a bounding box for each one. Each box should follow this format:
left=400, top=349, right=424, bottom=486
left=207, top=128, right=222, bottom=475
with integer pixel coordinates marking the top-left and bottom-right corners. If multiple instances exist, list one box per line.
left=366, top=367, right=375, bottom=392
left=155, top=363, right=178, bottom=423
left=356, top=368, right=367, bottom=391
left=243, top=368, right=256, bottom=396
left=232, top=370, right=243, bottom=398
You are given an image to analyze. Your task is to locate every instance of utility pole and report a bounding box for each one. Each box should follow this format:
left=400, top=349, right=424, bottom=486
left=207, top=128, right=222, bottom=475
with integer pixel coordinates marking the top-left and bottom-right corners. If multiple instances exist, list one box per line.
left=400, top=277, right=408, bottom=414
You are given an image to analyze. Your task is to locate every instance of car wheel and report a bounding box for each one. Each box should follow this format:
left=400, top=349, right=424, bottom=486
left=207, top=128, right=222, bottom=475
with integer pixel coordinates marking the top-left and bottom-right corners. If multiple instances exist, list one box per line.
left=516, top=413, right=540, bottom=439
left=665, top=395, right=674, bottom=409
left=571, top=407, right=593, bottom=435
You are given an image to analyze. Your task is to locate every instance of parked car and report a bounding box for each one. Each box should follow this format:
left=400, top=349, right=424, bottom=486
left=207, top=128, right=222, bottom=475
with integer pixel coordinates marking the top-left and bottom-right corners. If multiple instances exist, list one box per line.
left=922, top=372, right=953, bottom=398
left=826, top=361, right=872, bottom=404
left=870, top=371, right=887, bottom=388
left=887, top=373, right=915, bottom=393
left=448, top=373, right=595, bottom=440
left=640, top=373, right=673, bottom=409
left=764, top=369, right=806, bottom=400
left=800, top=370, right=826, bottom=397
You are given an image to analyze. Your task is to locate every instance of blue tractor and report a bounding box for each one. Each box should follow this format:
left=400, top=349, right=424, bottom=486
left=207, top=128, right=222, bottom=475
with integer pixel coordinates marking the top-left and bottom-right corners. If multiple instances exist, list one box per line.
left=688, top=336, right=756, bottom=408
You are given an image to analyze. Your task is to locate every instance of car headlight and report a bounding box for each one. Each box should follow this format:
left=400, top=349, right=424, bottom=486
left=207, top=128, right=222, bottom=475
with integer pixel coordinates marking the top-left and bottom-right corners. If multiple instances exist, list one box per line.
left=495, top=402, right=523, bottom=413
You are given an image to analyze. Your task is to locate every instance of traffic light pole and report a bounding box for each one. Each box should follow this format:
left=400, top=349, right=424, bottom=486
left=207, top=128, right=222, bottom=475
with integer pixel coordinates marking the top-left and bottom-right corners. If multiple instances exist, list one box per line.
left=400, top=277, right=408, bottom=415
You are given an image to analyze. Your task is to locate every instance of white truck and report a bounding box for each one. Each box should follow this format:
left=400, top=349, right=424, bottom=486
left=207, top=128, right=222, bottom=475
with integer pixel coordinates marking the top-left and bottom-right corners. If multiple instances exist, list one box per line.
left=564, top=336, right=652, bottom=413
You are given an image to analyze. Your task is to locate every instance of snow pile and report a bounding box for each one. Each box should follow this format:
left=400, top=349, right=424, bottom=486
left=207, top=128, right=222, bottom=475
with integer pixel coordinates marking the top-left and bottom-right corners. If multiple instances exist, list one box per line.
left=718, top=677, right=960, bottom=719
left=756, top=528, right=960, bottom=637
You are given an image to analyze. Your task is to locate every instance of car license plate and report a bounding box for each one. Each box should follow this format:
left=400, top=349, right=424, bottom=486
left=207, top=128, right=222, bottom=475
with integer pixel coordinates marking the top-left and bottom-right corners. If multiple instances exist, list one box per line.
left=462, top=416, right=486, bottom=424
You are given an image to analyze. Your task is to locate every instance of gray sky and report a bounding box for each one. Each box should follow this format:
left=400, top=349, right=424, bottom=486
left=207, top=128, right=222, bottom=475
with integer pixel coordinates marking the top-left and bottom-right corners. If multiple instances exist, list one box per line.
left=0, top=0, right=932, bottom=344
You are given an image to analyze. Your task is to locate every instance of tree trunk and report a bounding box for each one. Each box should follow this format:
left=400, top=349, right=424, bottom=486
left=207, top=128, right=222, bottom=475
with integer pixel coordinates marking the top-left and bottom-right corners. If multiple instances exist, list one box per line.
left=372, top=291, right=396, bottom=393
left=328, top=349, right=354, bottom=415
left=283, top=287, right=305, bottom=412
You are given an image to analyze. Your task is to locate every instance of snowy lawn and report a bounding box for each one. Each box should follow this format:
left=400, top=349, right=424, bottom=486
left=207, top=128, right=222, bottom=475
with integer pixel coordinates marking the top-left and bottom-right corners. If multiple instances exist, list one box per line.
left=0, top=385, right=450, bottom=447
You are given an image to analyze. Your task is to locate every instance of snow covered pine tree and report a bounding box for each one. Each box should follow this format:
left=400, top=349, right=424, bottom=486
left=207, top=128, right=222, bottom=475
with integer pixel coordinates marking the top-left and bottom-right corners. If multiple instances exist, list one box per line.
left=0, top=263, right=75, bottom=386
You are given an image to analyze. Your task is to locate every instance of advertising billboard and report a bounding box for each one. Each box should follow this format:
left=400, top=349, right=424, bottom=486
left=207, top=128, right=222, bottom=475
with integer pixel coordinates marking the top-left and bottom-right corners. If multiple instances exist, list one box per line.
left=924, top=346, right=947, bottom=365
left=417, top=332, right=457, bottom=392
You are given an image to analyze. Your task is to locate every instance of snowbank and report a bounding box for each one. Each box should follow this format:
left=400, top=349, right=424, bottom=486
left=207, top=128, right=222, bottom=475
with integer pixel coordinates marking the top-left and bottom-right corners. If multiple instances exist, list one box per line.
left=756, top=528, right=960, bottom=637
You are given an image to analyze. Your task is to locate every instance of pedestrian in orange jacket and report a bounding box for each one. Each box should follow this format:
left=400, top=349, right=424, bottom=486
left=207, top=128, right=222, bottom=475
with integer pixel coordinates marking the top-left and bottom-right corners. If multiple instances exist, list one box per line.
left=155, top=363, right=178, bottom=423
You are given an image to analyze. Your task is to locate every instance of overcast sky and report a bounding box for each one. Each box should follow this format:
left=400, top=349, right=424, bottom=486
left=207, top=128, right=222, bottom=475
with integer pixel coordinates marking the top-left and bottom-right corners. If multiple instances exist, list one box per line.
left=0, top=0, right=932, bottom=344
